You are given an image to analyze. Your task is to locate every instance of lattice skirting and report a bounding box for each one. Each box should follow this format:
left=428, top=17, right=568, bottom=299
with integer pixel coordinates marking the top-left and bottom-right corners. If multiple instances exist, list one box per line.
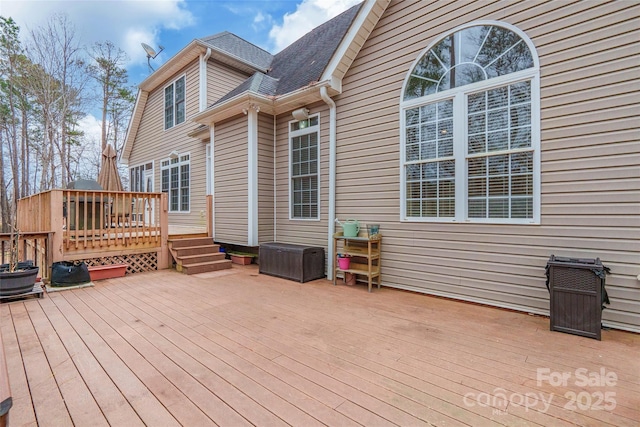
left=82, top=252, right=157, bottom=274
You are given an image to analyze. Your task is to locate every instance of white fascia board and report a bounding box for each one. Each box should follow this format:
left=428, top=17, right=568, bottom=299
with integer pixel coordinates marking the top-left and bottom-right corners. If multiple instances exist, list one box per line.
left=320, top=0, right=391, bottom=85
left=192, top=92, right=273, bottom=125
left=139, top=40, right=268, bottom=93
left=121, top=89, right=147, bottom=163
left=206, top=44, right=270, bottom=74
left=139, top=41, right=204, bottom=92
left=192, top=80, right=335, bottom=126
left=272, top=80, right=334, bottom=114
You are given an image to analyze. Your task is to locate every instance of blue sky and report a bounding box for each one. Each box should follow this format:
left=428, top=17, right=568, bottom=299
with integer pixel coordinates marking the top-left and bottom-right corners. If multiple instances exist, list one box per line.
left=0, top=0, right=360, bottom=144
left=1, top=0, right=361, bottom=87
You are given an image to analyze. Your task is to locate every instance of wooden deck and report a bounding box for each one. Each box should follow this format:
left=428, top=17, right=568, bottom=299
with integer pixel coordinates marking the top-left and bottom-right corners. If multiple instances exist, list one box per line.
left=2, top=266, right=639, bottom=426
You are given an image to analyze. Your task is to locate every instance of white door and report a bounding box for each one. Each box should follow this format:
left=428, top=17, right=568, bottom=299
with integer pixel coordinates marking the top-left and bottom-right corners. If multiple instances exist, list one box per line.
left=144, top=168, right=155, bottom=224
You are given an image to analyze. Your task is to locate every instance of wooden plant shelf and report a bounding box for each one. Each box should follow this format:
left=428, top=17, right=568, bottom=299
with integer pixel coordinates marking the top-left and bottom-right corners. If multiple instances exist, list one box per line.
left=333, top=232, right=381, bottom=292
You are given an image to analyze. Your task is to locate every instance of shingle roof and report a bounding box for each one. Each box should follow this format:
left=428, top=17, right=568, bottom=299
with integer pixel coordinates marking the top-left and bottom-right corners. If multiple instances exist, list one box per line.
left=212, top=2, right=363, bottom=106
left=219, top=72, right=280, bottom=103
left=268, top=2, right=362, bottom=95
left=199, top=31, right=273, bottom=70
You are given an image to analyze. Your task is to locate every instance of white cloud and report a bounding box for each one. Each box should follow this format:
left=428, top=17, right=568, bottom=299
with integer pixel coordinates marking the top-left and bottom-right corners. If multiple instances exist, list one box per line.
left=1, top=0, right=194, bottom=67
left=252, top=11, right=273, bottom=33
left=78, top=114, right=103, bottom=146
left=268, top=0, right=361, bottom=53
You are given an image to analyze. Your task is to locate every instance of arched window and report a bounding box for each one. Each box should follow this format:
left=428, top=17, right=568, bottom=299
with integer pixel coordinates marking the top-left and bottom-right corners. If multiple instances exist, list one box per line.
left=401, top=23, right=540, bottom=223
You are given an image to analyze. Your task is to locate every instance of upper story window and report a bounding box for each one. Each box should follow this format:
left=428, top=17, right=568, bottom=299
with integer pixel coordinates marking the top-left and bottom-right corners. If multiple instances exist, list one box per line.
left=161, top=154, right=190, bottom=212
left=401, top=23, right=540, bottom=223
left=164, top=75, right=185, bottom=130
left=290, top=115, right=320, bottom=220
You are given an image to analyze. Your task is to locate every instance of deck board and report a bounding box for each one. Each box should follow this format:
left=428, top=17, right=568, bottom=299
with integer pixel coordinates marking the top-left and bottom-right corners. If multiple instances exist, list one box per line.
left=23, top=302, right=107, bottom=427
left=2, top=266, right=639, bottom=426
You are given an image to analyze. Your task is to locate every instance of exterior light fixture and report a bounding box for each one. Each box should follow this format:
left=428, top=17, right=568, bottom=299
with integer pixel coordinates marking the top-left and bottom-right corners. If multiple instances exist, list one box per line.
left=292, top=108, right=309, bottom=121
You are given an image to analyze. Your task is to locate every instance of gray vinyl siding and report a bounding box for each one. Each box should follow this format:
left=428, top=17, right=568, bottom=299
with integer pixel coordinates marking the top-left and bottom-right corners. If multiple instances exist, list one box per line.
left=258, top=113, right=275, bottom=244
left=274, top=102, right=331, bottom=251
left=128, top=61, right=206, bottom=227
left=335, top=0, right=640, bottom=331
left=214, top=116, right=249, bottom=245
left=206, top=60, right=249, bottom=106
left=128, top=60, right=250, bottom=229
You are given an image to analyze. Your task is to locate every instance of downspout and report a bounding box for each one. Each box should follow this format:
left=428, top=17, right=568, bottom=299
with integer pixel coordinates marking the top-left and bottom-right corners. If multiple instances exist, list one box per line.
left=273, top=115, right=277, bottom=241
left=320, top=86, right=336, bottom=280
left=214, top=123, right=216, bottom=238
left=199, top=48, right=212, bottom=112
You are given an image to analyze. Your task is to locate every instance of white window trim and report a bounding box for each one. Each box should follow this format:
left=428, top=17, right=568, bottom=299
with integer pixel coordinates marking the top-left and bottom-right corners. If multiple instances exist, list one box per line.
left=399, top=21, right=540, bottom=225
left=128, top=161, right=154, bottom=193
left=288, top=114, right=321, bottom=221
left=161, top=152, right=191, bottom=213
left=164, top=74, right=187, bottom=131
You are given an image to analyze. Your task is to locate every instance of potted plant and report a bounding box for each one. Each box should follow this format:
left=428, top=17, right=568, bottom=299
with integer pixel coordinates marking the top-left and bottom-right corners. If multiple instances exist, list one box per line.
left=87, top=263, right=128, bottom=281
left=0, top=226, right=39, bottom=296
left=336, top=253, right=352, bottom=270
left=228, top=251, right=256, bottom=265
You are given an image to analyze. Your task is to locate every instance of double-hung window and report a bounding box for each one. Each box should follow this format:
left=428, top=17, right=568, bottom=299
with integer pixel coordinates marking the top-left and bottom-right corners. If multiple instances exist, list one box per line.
left=164, top=75, right=185, bottom=130
left=161, top=154, right=190, bottom=212
left=290, top=115, right=319, bottom=219
left=401, top=23, right=540, bottom=223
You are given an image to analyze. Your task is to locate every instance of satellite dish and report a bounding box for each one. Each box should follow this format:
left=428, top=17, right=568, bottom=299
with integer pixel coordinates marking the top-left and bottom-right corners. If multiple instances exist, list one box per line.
left=141, top=43, right=157, bottom=58
left=141, top=42, right=165, bottom=72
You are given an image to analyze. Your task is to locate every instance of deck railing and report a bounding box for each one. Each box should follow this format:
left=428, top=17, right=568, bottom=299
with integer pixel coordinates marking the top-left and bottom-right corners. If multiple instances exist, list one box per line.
left=0, top=232, right=51, bottom=280
left=16, top=189, right=169, bottom=269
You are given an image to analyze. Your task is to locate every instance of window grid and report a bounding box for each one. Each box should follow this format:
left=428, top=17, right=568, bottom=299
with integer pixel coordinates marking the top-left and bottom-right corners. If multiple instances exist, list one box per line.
left=467, top=81, right=533, bottom=219
left=401, top=23, right=538, bottom=223
left=290, top=116, right=319, bottom=219
left=164, top=76, right=186, bottom=130
left=405, top=99, right=455, bottom=218
left=129, top=162, right=153, bottom=192
left=161, top=154, right=189, bottom=212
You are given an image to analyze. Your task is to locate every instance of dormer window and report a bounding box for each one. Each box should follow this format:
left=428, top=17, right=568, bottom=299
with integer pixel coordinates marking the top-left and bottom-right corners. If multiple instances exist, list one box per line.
left=165, top=75, right=185, bottom=130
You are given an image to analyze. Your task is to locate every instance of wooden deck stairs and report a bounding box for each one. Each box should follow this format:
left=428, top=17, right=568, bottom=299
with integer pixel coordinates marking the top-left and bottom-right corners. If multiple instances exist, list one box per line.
left=168, top=237, right=231, bottom=274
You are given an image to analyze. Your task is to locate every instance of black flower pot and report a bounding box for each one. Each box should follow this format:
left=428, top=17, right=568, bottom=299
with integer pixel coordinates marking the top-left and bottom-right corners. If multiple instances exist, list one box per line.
left=0, top=266, right=39, bottom=296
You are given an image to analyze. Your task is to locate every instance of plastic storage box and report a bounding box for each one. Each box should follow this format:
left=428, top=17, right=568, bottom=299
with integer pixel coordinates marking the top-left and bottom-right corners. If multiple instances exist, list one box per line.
left=259, top=242, right=325, bottom=283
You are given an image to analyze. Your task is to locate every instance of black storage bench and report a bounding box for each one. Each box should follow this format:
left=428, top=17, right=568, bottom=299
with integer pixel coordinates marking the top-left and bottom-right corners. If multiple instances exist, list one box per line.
left=259, top=242, right=325, bottom=283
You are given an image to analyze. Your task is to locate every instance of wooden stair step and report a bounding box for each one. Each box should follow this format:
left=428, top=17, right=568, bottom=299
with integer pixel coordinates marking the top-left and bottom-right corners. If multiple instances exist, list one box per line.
left=168, top=237, right=216, bottom=248
left=178, top=253, right=226, bottom=265
left=181, top=260, right=232, bottom=275
left=173, top=245, right=220, bottom=257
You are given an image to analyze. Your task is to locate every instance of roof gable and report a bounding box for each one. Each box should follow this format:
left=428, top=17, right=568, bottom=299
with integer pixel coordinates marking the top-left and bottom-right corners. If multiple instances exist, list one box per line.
left=268, top=3, right=362, bottom=95
left=211, top=2, right=366, bottom=109
left=125, top=0, right=391, bottom=151
left=199, top=31, right=273, bottom=70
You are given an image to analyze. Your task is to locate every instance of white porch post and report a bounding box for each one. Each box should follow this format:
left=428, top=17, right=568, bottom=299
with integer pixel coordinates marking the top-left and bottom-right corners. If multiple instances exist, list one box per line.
left=247, top=105, right=259, bottom=246
left=209, top=125, right=215, bottom=237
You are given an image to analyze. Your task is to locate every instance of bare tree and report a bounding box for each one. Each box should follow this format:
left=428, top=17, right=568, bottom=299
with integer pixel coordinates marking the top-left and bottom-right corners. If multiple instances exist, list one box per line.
left=1, top=12, right=133, bottom=223
left=26, top=13, right=88, bottom=188
left=0, top=16, right=27, bottom=229
left=88, top=41, right=134, bottom=163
